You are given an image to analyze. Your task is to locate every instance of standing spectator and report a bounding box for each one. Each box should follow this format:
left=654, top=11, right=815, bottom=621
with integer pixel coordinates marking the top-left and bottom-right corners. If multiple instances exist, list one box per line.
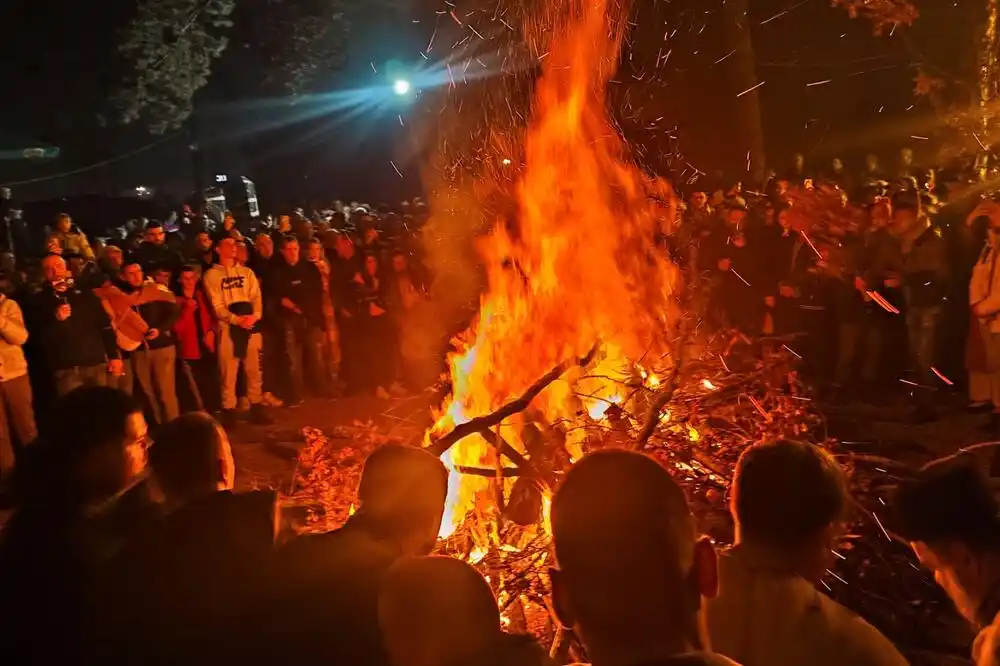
left=133, top=221, right=182, bottom=274
left=47, top=213, right=95, bottom=261
left=708, top=440, right=907, bottom=666
left=892, top=192, right=949, bottom=386
left=250, top=234, right=283, bottom=406
left=550, top=450, right=735, bottom=666
left=357, top=253, right=398, bottom=398
left=99, top=244, right=125, bottom=282
left=33, top=255, right=122, bottom=395
left=120, top=261, right=181, bottom=426
left=897, top=147, right=917, bottom=181
left=273, top=236, right=328, bottom=403
left=330, top=234, right=362, bottom=393
left=861, top=153, right=886, bottom=185
left=889, top=455, right=1000, bottom=666
left=173, top=266, right=218, bottom=413
left=188, top=232, right=215, bottom=275
left=0, top=274, right=35, bottom=490
left=270, top=215, right=292, bottom=248
left=308, top=238, right=340, bottom=387
left=202, top=237, right=271, bottom=426
left=387, top=250, right=428, bottom=390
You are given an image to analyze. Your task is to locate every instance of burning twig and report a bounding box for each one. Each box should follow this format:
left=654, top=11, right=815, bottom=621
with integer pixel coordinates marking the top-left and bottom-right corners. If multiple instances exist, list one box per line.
left=636, top=316, right=695, bottom=446
left=427, top=342, right=601, bottom=457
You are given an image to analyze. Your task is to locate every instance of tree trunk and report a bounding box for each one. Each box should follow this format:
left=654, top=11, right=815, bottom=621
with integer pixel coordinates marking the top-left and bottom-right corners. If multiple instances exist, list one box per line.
left=980, top=0, right=1000, bottom=146
left=721, top=0, right=767, bottom=183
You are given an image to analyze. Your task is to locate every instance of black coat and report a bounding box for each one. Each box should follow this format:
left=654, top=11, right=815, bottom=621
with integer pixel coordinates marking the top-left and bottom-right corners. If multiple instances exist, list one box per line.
left=272, top=258, right=325, bottom=327
left=31, top=283, right=119, bottom=370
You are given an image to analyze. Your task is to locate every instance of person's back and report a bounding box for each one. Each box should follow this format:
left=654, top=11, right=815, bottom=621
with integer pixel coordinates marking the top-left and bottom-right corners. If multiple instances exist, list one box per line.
left=379, top=555, right=552, bottom=666
left=709, top=545, right=905, bottom=666
left=244, top=444, right=448, bottom=666
left=707, top=440, right=907, bottom=666
left=104, top=489, right=278, bottom=663
left=255, top=517, right=404, bottom=666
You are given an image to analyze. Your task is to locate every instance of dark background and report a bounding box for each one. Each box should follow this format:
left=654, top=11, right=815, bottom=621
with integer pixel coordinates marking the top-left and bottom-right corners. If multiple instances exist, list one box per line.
left=0, top=0, right=976, bottom=208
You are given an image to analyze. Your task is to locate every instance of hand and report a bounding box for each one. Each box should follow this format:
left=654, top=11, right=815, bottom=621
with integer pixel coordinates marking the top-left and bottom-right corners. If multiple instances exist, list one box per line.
left=854, top=277, right=867, bottom=292
left=764, top=296, right=776, bottom=308
left=281, top=297, right=302, bottom=314
left=203, top=330, right=216, bottom=352
left=107, top=359, right=124, bottom=376
left=717, top=258, right=732, bottom=271
left=352, top=272, right=365, bottom=285
left=235, top=315, right=255, bottom=330
left=56, top=304, right=72, bottom=321
left=778, top=284, right=795, bottom=298
left=145, top=328, right=160, bottom=340
left=974, top=302, right=991, bottom=318
left=370, top=302, right=386, bottom=317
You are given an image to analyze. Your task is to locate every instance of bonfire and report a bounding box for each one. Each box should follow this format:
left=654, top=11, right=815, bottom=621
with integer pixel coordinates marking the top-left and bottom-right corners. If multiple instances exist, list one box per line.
left=290, top=0, right=967, bottom=662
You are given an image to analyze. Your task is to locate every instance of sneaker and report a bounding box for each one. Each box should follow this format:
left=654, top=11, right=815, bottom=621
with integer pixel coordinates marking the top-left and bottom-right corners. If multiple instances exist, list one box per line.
left=237, top=397, right=251, bottom=413
left=248, top=404, right=273, bottom=425
left=218, top=409, right=240, bottom=430
left=375, top=386, right=391, bottom=400
left=262, top=392, right=284, bottom=408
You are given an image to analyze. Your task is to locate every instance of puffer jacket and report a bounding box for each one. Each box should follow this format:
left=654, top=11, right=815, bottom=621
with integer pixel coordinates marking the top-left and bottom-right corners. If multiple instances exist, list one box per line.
left=0, top=296, right=27, bottom=381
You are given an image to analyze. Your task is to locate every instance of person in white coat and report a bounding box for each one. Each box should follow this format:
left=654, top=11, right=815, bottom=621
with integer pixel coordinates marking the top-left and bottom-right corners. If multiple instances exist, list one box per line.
left=707, top=440, right=908, bottom=666
left=202, top=237, right=271, bottom=427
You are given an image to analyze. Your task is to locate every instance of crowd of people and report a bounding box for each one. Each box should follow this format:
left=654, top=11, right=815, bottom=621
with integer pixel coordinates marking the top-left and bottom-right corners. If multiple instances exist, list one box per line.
left=0, top=380, right=997, bottom=666
left=672, top=148, right=1000, bottom=424
left=0, top=201, right=437, bottom=491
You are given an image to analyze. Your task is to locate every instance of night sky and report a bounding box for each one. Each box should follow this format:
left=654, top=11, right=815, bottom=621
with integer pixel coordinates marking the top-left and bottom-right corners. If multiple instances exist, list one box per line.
left=0, top=0, right=976, bottom=207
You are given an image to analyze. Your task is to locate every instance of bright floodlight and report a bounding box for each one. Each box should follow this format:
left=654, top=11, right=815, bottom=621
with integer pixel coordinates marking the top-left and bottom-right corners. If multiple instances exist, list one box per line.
left=393, top=79, right=411, bottom=95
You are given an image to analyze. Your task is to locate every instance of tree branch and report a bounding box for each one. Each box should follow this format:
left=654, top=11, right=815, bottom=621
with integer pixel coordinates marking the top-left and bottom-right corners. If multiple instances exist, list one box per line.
left=427, top=342, right=601, bottom=457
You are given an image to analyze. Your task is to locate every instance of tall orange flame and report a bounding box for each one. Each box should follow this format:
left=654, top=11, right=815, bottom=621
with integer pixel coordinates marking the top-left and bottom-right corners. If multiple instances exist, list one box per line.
left=429, top=0, right=681, bottom=538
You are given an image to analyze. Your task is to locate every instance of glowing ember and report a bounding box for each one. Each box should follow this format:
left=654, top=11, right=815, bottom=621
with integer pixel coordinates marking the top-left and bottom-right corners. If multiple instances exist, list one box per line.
left=427, top=0, right=681, bottom=540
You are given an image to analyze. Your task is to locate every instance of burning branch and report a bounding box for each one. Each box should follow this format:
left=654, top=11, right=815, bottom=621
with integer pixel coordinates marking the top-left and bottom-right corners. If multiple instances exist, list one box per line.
left=427, top=341, right=602, bottom=458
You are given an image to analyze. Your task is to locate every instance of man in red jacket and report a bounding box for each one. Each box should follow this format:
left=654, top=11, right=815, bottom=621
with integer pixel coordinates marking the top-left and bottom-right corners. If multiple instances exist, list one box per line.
left=174, top=266, right=218, bottom=412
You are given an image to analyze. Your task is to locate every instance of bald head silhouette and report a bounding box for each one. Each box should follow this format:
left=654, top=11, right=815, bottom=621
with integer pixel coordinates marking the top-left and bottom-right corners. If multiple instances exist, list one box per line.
left=355, top=445, right=448, bottom=555
left=379, top=556, right=502, bottom=666
left=551, top=449, right=718, bottom=664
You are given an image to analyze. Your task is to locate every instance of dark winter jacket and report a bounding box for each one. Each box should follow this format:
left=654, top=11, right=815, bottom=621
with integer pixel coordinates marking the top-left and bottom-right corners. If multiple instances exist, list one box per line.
left=901, top=224, right=950, bottom=309
left=272, top=258, right=325, bottom=327
left=32, top=282, right=119, bottom=370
